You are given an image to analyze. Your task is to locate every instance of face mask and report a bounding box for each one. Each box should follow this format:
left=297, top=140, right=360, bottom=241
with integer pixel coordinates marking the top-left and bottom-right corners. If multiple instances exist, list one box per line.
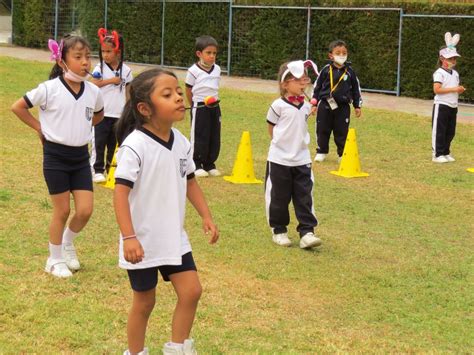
left=199, top=59, right=212, bottom=68
left=63, top=62, right=90, bottom=82
left=445, top=61, right=455, bottom=70
left=333, top=55, right=347, bottom=66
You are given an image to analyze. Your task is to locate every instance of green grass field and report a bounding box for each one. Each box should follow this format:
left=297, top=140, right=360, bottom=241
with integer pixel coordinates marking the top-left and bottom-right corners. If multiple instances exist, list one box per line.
left=0, top=56, right=473, bottom=353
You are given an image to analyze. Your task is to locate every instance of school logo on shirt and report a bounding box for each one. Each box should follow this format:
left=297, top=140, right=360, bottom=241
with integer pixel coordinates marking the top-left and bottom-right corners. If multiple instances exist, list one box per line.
left=85, top=107, right=94, bottom=121
left=179, top=159, right=187, bottom=178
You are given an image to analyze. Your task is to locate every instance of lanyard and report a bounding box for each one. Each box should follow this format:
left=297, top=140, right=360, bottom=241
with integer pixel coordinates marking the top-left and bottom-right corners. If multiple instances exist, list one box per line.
left=329, top=65, right=348, bottom=95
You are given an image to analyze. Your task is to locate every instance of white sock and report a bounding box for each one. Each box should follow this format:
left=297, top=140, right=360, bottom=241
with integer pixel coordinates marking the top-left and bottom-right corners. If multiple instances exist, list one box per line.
left=62, top=227, right=78, bottom=246
left=49, top=242, right=63, bottom=260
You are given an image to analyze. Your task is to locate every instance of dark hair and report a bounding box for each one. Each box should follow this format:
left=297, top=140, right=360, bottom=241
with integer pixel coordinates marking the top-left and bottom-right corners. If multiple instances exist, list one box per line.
left=195, top=35, right=218, bottom=52
left=99, top=32, right=124, bottom=82
left=49, top=35, right=91, bottom=79
left=437, top=45, right=447, bottom=67
left=116, top=68, right=178, bottom=144
left=277, top=62, right=295, bottom=97
left=328, top=40, right=347, bottom=53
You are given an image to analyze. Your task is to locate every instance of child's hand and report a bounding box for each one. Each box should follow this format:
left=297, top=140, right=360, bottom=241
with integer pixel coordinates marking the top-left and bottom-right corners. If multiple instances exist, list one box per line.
left=310, top=106, right=317, bottom=116
left=37, top=128, right=45, bottom=145
left=355, top=108, right=362, bottom=118
left=202, top=218, right=219, bottom=244
left=457, top=86, right=466, bottom=94
left=110, top=77, right=122, bottom=85
left=123, top=238, right=145, bottom=264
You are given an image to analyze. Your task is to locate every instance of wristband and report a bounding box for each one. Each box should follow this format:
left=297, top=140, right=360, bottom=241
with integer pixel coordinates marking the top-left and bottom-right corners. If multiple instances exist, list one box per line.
left=122, top=234, right=136, bottom=241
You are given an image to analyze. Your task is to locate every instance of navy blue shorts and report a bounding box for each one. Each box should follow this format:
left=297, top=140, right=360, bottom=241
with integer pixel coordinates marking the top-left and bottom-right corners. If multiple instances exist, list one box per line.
left=43, top=141, right=93, bottom=195
left=127, top=252, right=197, bottom=292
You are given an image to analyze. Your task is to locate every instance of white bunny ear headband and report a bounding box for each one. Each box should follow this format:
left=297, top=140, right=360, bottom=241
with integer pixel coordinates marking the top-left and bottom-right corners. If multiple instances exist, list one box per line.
left=440, top=32, right=461, bottom=58
left=281, top=60, right=319, bottom=83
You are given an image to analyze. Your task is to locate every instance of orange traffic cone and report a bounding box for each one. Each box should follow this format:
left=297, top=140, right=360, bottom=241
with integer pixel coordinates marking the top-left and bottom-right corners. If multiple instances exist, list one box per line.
left=223, top=131, right=262, bottom=184
left=330, top=128, right=369, bottom=178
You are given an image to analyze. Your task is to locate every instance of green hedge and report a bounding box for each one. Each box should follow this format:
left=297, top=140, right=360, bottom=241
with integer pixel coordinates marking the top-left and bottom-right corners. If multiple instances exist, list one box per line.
left=11, top=0, right=474, bottom=102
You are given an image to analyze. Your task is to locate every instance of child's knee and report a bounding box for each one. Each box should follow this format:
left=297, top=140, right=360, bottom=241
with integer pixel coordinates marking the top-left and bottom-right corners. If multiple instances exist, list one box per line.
left=183, top=283, right=202, bottom=304
left=75, top=205, right=93, bottom=222
left=134, top=295, right=156, bottom=316
left=55, top=207, right=71, bottom=222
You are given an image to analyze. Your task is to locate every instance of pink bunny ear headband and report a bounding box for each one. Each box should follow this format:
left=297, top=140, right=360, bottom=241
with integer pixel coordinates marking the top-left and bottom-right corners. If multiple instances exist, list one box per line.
left=48, top=39, right=64, bottom=61
left=281, top=60, right=319, bottom=82
left=440, top=32, right=461, bottom=58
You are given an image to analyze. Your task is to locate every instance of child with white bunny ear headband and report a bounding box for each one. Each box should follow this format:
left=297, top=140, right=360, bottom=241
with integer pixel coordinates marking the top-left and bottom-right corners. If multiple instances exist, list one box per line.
left=431, top=32, right=466, bottom=164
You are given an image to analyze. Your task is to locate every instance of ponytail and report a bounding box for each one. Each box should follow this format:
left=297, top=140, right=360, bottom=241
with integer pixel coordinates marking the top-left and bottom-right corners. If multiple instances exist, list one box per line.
left=116, top=99, right=146, bottom=145
left=49, top=63, right=64, bottom=79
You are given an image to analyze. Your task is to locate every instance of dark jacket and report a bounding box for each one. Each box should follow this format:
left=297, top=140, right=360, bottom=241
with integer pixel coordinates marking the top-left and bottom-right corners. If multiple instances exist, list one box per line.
left=313, top=62, right=362, bottom=109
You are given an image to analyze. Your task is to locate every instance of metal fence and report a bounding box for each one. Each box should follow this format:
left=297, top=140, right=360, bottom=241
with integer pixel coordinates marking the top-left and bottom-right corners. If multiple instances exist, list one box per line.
left=12, top=0, right=474, bottom=99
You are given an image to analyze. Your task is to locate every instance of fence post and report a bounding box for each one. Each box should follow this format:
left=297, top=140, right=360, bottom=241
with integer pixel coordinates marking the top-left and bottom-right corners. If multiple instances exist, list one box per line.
left=161, top=0, right=165, bottom=66
left=305, top=5, right=311, bottom=59
left=54, top=0, right=59, bottom=40
left=396, top=8, right=403, bottom=96
left=227, top=0, right=233, bottom=75
left=104, top=0, right=108, bottom=29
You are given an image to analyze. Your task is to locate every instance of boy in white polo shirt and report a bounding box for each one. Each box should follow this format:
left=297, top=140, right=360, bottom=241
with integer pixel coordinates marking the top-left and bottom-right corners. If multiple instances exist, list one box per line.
left=265, top=61, right=321, bottom=249
left=185, top=35, right=222, bottom=177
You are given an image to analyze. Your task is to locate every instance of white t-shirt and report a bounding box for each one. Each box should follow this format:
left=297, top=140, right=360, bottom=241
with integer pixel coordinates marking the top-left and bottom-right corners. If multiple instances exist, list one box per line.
left=92, top=62, right=133, bottom=118
left=24, top=76, right=104, bottom=146
left=433, top=68, right=460, bottom=108
left=115, top=127, right=196, bottom=269
left=185, top=63, right=221, bottom=103
left=266, top=98, right=312, bottom=166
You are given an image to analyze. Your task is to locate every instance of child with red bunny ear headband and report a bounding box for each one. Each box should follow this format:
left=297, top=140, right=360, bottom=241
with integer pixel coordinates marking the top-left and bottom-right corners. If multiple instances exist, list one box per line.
left=431, top=32, right=466, bottom=163
left=90, top=28, right=133, bottom=183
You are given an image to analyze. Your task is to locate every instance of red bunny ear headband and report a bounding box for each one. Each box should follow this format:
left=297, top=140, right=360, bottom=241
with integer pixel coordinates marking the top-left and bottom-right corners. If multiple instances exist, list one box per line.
left=97, top=28, right=120, bottom=52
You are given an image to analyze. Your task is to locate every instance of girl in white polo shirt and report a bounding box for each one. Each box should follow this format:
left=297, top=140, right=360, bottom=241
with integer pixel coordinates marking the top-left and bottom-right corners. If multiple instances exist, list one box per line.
left=265, top=61, right=321, bottom=250
left=11, top=35, right=104, bottom=278
left=113, top=68, right=219, bottom=355
left=90, top=28, right=133, bottom=182
left=432, top=32, right=466, bottom=163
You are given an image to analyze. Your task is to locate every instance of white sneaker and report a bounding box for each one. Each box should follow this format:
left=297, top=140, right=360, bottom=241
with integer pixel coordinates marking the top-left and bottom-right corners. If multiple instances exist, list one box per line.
left=45, top=258, right=73, bottom=278
left=194, top=169, right=209, bottom=177
left=337, top=156, right=342, bottom=163
left=299, top=232, right=322, bottom=249
left=123, top=347, right=148, bottom=355
left=314, top=153, right=327, bottom=162
left=93, top=173, right=106, bottom=183
left=63, top=243, right=80, bottom=271
left=432, top=156, right=449, bottom=163
left=183, top=339, right=197, bottom=355
left=272, top=233, right=292, bottom=247
left=444, top=155, right=455, bottom=162
left=208, top=168, right=221, bottom=177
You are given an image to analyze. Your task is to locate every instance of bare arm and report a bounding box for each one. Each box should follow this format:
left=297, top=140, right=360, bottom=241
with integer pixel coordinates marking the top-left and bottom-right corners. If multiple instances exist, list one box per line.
left=114, top=184, right=144, bottom=263
left=433, top=83, right=465, bottom=95
left=186, top=177, right=219, bottom=244
left=11, top=98, right=43, bottom=142
left=186, top=86, right=193, bottom=107
left=92, top=110, right=104, bottom=126
left=268, top=123, right=274, bottom=139
left=91, top=77, right=121, bottom=88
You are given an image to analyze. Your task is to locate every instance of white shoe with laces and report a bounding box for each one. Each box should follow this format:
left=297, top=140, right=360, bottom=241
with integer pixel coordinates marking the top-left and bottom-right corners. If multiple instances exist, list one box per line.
left=208, top=168, right=221, bottom=177
left=444, top=155, right=455, bottom=162
left=194, top=169, right=209, bottom=177
left=63, top=243, right=80, bottom=271
left=272, top=233, right=292, bottom=247
left=432, top=156, right=449, bottom=163
left=314, top=153, right=327, bottom=162
left=299, top=232, right=322, bottom=249
left=93, top=173, right=106, bottom=183
left=183, top=339, right=197, bottom=355
left=45, top=258, right=73, bottom=278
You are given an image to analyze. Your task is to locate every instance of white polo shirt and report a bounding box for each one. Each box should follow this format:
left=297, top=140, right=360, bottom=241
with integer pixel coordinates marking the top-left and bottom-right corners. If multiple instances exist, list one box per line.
left=185, top=63, right=221, bottom=103
left=266, top=98, right=312, bottom=167
left=115, top=127, right=196, bottom=269
left=24, top=76, right=104, bottom=146
left=92, top=62, right=133, bottom=118
left=433, top=68, right=460, bottom=108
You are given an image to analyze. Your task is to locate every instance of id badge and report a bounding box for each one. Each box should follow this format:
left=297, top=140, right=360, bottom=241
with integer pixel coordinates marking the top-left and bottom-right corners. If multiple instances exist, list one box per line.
left=327, top=97, right=338, bottom=110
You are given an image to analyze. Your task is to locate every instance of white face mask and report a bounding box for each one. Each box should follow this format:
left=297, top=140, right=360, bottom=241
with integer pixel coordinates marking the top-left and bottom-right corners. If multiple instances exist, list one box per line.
left=333, top=55, right=347, bottom=66
left=63, top=62, right=90, bottom=82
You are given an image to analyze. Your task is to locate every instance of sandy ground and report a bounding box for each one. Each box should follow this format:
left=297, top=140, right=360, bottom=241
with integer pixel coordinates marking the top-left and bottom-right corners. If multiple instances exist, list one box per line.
left=1, top=45, right=472, bottom=124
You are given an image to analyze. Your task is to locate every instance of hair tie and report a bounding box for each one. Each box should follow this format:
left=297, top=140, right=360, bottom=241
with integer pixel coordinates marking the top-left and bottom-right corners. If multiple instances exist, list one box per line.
left=48, top=39, right=63, bottom=61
